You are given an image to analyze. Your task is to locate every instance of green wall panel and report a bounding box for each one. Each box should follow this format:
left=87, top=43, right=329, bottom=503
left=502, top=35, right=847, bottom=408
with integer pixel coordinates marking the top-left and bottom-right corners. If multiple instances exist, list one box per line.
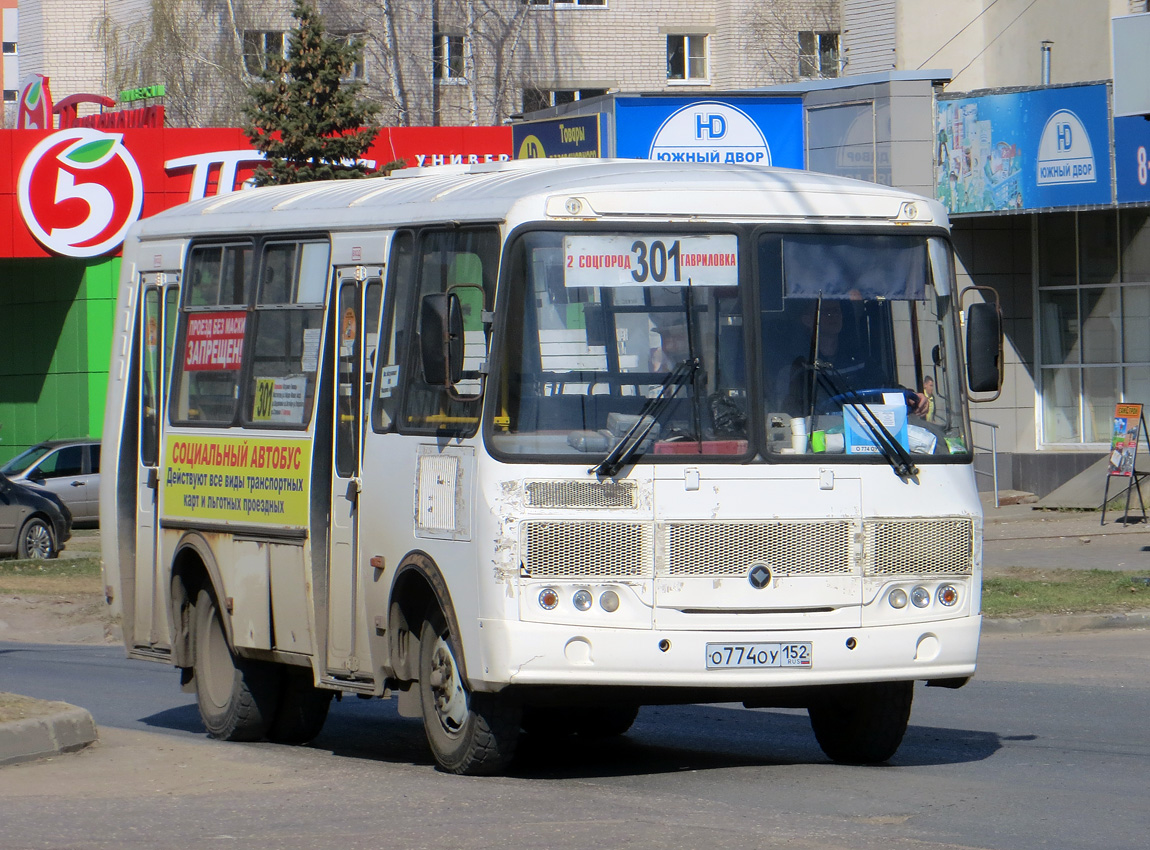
left=0, top=257, right=120, bottom=464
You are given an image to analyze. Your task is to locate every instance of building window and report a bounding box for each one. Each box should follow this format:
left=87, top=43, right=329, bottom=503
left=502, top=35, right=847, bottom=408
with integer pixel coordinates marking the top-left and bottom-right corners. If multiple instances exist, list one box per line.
left=243, top=30, right=286, bottom=75
left=335, top=34, right=366, bottom=81
left=1038, top=209, right=1150, bottom=445
left=434, top=31, right=465, bottom=80
left=3, top=89, right=18, bottom=104
left=667, top=35, right=708, bottom=82
left=799, top=31, right=840, bottom=79
left=2, top=42, right=16, bottom=55
left=522, top=88, right=607, bottom=113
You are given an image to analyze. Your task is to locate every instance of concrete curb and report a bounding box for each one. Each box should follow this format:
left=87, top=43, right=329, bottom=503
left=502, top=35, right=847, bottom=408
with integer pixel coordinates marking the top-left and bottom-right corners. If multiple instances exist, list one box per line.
left=0, top=705, right=98, bottom=767
left=983, top=609, right=1150, bottom=635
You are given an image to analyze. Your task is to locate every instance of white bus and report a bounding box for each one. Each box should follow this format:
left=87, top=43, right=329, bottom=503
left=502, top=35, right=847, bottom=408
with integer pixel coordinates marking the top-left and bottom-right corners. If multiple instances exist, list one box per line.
left=101, top=159, right=1002, bottom=775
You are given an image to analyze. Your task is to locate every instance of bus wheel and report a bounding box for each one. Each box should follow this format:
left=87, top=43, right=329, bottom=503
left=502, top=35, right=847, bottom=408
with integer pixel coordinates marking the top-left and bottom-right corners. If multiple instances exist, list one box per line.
left=192, top=588, right=281, bottom=741
left=18, top=518, right=56, bottom=560
left=522, top=704, right=639, bottom=738
left=419, top=612, right=521, bottom=775
left=807, top=681, right=914, bottom=765
left=268, top=670, right=332, bottom=745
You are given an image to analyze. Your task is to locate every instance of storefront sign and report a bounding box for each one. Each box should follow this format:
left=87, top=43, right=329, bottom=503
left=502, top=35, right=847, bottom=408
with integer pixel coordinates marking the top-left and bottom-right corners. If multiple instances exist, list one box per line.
left=614, top=97, right=803, bottom=167
left=936, top=84, right=1111, bottom=214
left=1115, top=115, right=1150, bottom=205
left=1, top=125, right=512, bottom=260
left=513, top=114, right=604, bottom=159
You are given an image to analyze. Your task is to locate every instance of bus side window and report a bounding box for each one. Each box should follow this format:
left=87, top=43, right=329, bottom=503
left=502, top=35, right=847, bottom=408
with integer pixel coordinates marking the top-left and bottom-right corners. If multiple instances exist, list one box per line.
left=373, top=231, right=415, bottom=432
left=171, top=243, right=252, bottom=424
left=244, top=240, right=329, bottom=428
left=400, top=228, right=499, bottom=434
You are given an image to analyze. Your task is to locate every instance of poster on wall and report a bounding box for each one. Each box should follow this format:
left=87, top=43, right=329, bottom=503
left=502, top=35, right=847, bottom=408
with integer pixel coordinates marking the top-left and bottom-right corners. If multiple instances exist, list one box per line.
left=1107, top=403, right=1143, bottom=477
left=614, top=98, right=804, bottom=167
left=935, top=84, right=1111, bottom=214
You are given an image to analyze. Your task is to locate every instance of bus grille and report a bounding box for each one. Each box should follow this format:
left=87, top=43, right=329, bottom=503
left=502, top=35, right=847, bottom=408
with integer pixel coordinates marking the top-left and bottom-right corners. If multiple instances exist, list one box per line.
left=660, top=521, right=856, bottom=577
left=864, top=519, right=974, bottom=576
left=521, top=522, right=653, bottom=578
left=525, top=480, right=637, bottom=509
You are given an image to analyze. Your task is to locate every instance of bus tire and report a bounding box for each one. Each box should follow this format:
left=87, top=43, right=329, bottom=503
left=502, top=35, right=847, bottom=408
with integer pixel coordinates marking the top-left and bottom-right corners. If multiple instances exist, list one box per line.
left=522, top=704, right=639, bottom=738
left=419, top=612, right=520, bottom=775
left=192, top=588, right=281, bottom=742
left=807, top=680, right=914, bottom=765
left=17, top=517, right=56, bottom=560
left=268, top=670, right=332, bottom=745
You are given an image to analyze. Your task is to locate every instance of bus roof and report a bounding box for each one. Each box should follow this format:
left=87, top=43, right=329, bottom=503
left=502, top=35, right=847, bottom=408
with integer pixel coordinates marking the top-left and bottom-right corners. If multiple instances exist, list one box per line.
left=134, top=159, right=947, bottom=240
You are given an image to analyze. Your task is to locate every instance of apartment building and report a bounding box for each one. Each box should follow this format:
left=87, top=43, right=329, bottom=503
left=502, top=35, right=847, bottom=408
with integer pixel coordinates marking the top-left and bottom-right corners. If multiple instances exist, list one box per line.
left=12, top=0, right=841, bottom=127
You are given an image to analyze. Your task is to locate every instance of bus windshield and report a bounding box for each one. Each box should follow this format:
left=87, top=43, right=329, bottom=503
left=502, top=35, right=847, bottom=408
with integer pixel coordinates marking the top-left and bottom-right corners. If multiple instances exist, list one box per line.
left=492, top=228, right=970, bottom=463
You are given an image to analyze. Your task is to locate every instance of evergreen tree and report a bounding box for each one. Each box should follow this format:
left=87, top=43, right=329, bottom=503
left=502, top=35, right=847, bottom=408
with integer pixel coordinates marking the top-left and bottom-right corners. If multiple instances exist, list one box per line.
left=243, top=0, right=395, bottom=184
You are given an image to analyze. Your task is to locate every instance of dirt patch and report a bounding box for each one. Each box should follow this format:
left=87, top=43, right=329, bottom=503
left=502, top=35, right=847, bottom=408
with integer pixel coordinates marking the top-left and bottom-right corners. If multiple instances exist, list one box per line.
left=0, top=587, right=119, bottom=645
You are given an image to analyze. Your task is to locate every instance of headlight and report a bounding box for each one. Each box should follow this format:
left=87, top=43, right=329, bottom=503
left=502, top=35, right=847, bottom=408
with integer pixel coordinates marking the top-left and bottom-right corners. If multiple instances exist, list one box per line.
left=888, top=588, right=908, bottom=609
left=599, top=590, right=620, bottom=612
left=572, top=589, right=593, bottom=611
left=911, top=586, right=931, bottom=608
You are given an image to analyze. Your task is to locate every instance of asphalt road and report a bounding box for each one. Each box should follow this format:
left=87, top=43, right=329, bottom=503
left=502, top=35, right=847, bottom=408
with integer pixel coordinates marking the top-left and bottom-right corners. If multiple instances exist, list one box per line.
left=2, top=630, right=1149, bottom=850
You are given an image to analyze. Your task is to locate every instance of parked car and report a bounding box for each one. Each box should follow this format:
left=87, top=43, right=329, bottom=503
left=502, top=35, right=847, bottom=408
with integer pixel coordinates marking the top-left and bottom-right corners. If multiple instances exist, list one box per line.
left=0, top=472, right=72, bottom=559
left=0, top=439, right=101, bottom=525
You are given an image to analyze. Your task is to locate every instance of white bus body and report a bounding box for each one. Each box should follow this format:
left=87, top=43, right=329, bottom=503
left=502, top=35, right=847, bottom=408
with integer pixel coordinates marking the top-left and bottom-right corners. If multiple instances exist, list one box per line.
left=101, top=159, right=996, bottom=774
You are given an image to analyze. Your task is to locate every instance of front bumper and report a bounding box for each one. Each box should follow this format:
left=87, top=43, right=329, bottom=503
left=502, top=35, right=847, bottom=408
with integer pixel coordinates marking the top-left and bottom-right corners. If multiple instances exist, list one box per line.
left=476, top=614, right=981, bottom=691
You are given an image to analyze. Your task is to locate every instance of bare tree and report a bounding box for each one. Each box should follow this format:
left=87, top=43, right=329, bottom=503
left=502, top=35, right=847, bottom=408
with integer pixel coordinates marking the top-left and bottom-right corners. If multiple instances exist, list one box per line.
left=740, top=0, right=840, bottom=86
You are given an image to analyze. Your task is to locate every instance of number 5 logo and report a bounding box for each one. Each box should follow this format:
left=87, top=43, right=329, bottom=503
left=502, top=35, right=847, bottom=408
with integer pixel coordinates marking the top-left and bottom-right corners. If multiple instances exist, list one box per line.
left=17, top=129, right=144, bottom=258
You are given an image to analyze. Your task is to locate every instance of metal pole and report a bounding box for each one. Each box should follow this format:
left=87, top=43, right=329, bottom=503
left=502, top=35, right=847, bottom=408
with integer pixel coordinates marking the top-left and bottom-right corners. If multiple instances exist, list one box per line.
left=1041, top=41, right=1054, bottom=85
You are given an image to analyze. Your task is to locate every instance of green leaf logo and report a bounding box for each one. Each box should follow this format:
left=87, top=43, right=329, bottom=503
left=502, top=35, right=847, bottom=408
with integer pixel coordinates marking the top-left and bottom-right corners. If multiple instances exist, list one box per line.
left=64, top=139, right=117, bottom=165
left=24, top=80, right=41, bottom=109
left=57, top=134, right=124, bottom=169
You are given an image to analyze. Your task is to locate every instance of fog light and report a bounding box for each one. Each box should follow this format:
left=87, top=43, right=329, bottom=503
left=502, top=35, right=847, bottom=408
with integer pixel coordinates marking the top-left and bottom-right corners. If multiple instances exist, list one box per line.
left=911, top=586, right=931, bottom=608
left=538, top=588, right=559, bottom=610
left=888, top=588, right=908, bottom=609
left=599, top=590, right=620, bottom=612
left=572, top=589, right=593, bottom=611
left=937, top=584, right=959, bottom=607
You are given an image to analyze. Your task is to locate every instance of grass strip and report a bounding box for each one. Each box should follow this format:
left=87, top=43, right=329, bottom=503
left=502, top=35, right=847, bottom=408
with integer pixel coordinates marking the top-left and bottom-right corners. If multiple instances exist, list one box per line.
left=983, top=568, right=1150, bottom=618
left=0, top=557, right=102, bottom=577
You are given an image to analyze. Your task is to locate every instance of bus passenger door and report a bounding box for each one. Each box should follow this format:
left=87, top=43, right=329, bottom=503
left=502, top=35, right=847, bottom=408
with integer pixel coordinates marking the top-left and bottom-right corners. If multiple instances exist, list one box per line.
left=135, top=274, right=179, bottom=651
left=326, top=267, right=383, bottom=676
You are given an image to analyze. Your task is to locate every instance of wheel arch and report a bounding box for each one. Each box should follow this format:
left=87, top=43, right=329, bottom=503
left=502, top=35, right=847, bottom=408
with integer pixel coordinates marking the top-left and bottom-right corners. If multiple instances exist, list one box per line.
left=169, top=531, right=231, bottom=668
left=387, top=550, right=468, bottom=684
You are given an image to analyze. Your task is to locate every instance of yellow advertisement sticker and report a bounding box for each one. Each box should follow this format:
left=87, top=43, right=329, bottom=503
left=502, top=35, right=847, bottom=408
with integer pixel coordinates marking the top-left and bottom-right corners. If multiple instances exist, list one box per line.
left=162, top=434, right=312, bottom=527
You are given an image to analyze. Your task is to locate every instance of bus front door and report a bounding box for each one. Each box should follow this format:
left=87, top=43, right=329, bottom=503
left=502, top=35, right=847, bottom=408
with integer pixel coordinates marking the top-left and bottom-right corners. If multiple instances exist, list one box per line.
left=325, top=267, right=383, bottom=677
left=134, top=274, right=179, bottom=652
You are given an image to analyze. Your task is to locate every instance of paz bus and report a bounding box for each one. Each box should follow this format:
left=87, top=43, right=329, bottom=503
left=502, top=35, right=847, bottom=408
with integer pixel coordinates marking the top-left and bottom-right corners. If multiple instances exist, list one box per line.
left=100, top=159, right=1002, bottom=775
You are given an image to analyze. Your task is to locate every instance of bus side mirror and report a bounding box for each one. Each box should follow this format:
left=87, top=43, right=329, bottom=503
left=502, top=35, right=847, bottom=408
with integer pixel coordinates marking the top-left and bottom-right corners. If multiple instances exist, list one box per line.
left=963, top=290, right=1003, bottom=398
left=419, top=292, right=464, bottom=387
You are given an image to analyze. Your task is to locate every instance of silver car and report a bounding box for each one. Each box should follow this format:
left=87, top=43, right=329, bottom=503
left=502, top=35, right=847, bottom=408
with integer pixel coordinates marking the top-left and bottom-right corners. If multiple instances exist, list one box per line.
left=0, top=440, right=101, bottom=525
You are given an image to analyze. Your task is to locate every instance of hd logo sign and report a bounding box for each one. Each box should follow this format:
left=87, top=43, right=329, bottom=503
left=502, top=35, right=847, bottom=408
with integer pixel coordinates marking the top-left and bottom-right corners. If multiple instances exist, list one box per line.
left=1036, top=109, right=1097, bottom=186
left=17, top=129, right=144, bottom=258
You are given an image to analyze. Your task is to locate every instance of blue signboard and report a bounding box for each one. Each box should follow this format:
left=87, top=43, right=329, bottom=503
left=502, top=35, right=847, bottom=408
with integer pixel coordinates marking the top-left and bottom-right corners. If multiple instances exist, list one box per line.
left=614, top=98, right=804, bottom=168
left=936, top=84, right=1111, bottom=213
left=512, top=113, right=605, bottom=160
left=1115, top=115, right=1150, bottom=205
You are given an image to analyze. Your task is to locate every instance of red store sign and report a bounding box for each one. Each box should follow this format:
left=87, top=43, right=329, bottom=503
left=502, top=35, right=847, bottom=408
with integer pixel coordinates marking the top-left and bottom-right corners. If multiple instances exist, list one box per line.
left=0, top=125, right=512, bottom=260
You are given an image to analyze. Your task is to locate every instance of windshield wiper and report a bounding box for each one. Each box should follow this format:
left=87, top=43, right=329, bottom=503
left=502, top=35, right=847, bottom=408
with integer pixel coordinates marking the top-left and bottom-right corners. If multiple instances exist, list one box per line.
left=813, top=362, right=919, bottom=481
left=591, top=357, right=700, bottom=477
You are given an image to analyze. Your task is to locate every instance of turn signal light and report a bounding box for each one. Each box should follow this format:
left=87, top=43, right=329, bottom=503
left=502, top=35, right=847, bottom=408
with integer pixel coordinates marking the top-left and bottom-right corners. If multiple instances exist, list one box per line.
left=538, top=588, right=559, bottom=610
left=937, top=584, right=959, bottom=607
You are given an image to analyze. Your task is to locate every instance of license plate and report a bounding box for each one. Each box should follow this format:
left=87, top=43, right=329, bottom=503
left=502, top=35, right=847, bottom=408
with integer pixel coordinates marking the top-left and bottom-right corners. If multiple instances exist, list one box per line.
left=705, top=642, right=812, bottom=669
